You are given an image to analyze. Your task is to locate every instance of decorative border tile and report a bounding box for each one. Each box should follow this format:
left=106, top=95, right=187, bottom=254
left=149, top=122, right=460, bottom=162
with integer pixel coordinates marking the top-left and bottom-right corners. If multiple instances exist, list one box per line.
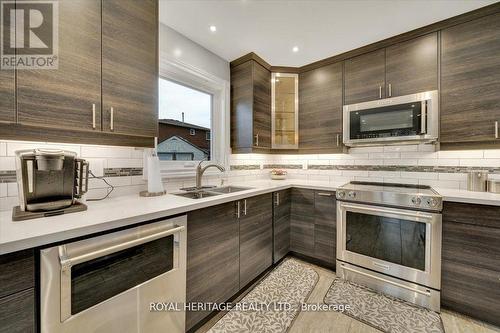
left=230, top=165, right=261, bottom=171
left=103, top=167, right=143, bottom=177
left=263, top=164, right=303, bottom=169
left=0, top=171, right=16, bottom=183
left=307, top=164, right=500, bottom=173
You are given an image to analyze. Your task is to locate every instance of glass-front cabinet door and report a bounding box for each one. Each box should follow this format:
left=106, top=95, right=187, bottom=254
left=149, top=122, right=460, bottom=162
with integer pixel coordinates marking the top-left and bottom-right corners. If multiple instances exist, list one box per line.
left=272, top=73, right=298, bottom=149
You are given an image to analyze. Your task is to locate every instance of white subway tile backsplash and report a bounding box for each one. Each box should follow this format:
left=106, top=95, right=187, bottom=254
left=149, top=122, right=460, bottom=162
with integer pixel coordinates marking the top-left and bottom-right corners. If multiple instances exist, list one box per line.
left=484, top=150, right=500, bottom=159
left=107, top=158, right=143, bottom=168
left=459, top=159, right=500, bottom=167
left=355, top=159, right=383, bottom=165
left=7, top=183, right=18, bottom=197
left=0, top=157, right=15, bottom=170
left=401, top=172, right=438, bottom=180
left=438, top=150, right=484, bottom=159
left=307, top=174, right=329, bottom=182
left=384, top=145, right=418, bottom=152
left=0, top=142, right=6, bottom=156
left=383, top=159, right=418, bottom=166
left=419, top=179, right=461, bottom=189
left=81, top=145, right=132, bottom=158
left=438, top=173, right=467, bottom=181
left=384, top=177, right=419, bottom=185
left=0, top=196, right=19, bottom=211
left=369, top=152, right=400, bottom=159
left=368, top=171, right=401, bottom=178
left=0, top=184, right=7, bottom=197
left=342, top=170, right=369, bottom=177
left=349, top=146, right=384, bottom=153
left=418, top=159, right=459, bottom=166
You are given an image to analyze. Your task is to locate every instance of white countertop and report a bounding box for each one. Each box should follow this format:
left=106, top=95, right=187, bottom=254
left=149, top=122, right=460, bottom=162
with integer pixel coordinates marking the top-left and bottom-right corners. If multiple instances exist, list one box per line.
left=1, top=179, right=500, bottom=255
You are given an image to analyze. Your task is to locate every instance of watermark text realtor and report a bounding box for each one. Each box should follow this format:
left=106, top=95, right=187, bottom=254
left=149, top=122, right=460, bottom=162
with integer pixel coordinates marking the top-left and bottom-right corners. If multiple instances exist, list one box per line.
left=1, top=0, right=58, bottom=69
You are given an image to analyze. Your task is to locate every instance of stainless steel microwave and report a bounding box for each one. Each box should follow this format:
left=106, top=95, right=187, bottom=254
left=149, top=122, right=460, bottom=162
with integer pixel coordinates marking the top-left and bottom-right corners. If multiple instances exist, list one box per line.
left=343, top=90, right=439, bottom=147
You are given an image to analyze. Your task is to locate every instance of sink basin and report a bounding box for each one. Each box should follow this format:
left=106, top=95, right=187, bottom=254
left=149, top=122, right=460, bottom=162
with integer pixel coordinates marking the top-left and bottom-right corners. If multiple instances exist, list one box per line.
left=173, top=191, right=221, bottom=199
left=208, top=186, right=253, bottom=194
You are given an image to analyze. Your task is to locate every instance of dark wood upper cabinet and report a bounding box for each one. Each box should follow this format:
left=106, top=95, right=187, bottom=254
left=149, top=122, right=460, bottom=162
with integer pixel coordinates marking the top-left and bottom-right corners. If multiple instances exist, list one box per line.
left=299, top=62, right=343, bottom=150
left=440, top=13, right=500, bottom=145
left=385, top=33, right=438, bottom=97
left=16, top=0, right=101, bottom=131
left=186, top=202, right=239, bottom=330
left=239, top=194, right=273, bottom=287
left=344, top=49, right=386, bottom=105
left=231, top=60, right=271, bottom=151
left=102, top=0, right=158, bottom=137
left=0, top=5, right=15, bottom=124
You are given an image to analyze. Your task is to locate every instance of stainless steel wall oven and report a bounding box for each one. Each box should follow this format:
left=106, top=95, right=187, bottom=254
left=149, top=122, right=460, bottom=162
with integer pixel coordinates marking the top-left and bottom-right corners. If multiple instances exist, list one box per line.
left=40, top=215, right=187, bottom=333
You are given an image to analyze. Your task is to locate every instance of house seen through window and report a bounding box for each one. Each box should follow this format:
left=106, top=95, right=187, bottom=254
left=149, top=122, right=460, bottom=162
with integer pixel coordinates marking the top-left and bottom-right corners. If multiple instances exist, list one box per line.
left=158, top=78, right=212, bottom=161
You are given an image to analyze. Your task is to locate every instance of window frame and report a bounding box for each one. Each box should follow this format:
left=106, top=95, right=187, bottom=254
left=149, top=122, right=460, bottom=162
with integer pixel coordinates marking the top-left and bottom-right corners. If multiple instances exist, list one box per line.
left=158, top=52, right=229, bottom=177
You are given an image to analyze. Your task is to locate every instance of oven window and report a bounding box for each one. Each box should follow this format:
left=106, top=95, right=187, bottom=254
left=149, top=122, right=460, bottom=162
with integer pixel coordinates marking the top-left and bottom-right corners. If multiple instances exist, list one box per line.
left=70, top=235, right=174, bottom=315
left=350, top=102, right=422, bottom=140
left=346, top=212, right=426, bottom=271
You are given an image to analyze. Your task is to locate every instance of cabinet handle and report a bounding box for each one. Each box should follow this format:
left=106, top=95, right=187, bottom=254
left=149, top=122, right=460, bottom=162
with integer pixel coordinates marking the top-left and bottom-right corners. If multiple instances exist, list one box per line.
left=110, top=107, right=114, bottom=131
left=254, top=133, right=259, bottom=146
left=236, top=201, right=240, bottom=219
left=92, top=104, right=96, bottom=129
left=275, top=193, right=280, bottom=206
left=336, top=134, right=340, bottom=147
left=495, top=121, right=499, bottom=139
left=388, top=83, right=392, bottom=97
left=378, top=86, right=382, bottom=99
left=317, top=192, right=333, bottom=197
left=243, top=199, right=247, bottom=216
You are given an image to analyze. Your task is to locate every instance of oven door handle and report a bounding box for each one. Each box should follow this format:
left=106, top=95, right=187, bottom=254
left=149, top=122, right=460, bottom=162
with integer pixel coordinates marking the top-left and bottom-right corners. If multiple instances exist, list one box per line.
left=59, top=224, right=185, bottom=269
left=340, top=203, right=434, bottom=221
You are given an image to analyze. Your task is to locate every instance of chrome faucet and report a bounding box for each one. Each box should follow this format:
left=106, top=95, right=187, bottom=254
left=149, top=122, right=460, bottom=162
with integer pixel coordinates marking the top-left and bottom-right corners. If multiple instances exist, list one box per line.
left=195, top=159, right=225, bottom=189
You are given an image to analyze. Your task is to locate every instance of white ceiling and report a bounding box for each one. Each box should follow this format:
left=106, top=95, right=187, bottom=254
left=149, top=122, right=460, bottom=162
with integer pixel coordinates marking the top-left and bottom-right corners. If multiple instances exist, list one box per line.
left=159, top=0, right=496, bottom=67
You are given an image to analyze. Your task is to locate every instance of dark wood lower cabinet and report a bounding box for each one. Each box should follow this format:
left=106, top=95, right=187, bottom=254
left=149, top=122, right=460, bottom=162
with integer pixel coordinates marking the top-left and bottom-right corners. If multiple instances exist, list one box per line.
left=0, top=249, right=36, bottom=333
left=0, top=288, right=36, bottom=333
left=441, top=202, right=500, bottom=327
left=186, top=202, right=240, bottom=330
left=290, top=188, right=337, bottom=267
left=290, top=188, right=315, bottom=257
left=239, top=194, right=273, bottom=287
left=273, top=190, right=291, bottom=263
left=313, top=191, right=336, bottom=266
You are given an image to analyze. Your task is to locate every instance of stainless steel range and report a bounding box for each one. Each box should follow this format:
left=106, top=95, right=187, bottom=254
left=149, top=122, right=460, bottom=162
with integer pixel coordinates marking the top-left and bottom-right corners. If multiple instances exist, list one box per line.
left=336, top=181, right=442, bottom=311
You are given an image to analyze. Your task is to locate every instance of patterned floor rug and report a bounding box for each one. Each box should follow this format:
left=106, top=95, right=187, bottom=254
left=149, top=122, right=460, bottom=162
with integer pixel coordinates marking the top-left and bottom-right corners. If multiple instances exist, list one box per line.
left=207, top=258, right=318, bottom=333
left=324, top=278, right=444, bottom=333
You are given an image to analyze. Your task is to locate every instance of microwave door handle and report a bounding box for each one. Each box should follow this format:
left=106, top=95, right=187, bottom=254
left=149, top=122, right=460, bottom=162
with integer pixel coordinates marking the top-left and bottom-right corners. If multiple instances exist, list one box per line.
left=420, top=100, right=427, bottom=135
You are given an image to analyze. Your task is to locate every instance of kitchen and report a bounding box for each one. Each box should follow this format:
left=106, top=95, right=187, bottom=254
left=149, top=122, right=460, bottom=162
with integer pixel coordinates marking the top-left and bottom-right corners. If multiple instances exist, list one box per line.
left=1, top=0, right=500, bottom=332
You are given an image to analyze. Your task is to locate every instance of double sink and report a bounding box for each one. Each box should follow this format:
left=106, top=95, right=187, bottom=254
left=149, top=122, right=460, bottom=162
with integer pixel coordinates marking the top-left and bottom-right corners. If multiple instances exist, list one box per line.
left=174, top=186, right=253, bottom=199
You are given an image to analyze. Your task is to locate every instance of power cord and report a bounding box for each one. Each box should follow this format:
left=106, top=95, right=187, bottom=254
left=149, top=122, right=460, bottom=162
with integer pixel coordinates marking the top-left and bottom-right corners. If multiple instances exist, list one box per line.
left=86, top=170, right=115, bottom=201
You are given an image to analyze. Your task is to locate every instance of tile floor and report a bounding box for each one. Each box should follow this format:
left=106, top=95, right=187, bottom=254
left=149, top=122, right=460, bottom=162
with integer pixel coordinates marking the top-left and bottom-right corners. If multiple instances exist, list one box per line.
left=197, top=258, right=500, bottom=333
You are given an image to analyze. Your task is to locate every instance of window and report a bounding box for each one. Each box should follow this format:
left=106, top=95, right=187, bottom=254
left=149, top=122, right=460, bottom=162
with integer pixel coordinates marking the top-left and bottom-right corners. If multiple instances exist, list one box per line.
left=158, top=78, right=212, bottom=161
left=158, top=53, right=229, bottom=176
left=206, top=131, right=211, bottom=141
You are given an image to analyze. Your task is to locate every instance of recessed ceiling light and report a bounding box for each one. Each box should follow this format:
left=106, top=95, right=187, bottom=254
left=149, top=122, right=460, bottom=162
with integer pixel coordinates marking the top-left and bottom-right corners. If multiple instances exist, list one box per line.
left=209, top=25, right=217, bottom=32
left=292, top=46, right=299, bottom=53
